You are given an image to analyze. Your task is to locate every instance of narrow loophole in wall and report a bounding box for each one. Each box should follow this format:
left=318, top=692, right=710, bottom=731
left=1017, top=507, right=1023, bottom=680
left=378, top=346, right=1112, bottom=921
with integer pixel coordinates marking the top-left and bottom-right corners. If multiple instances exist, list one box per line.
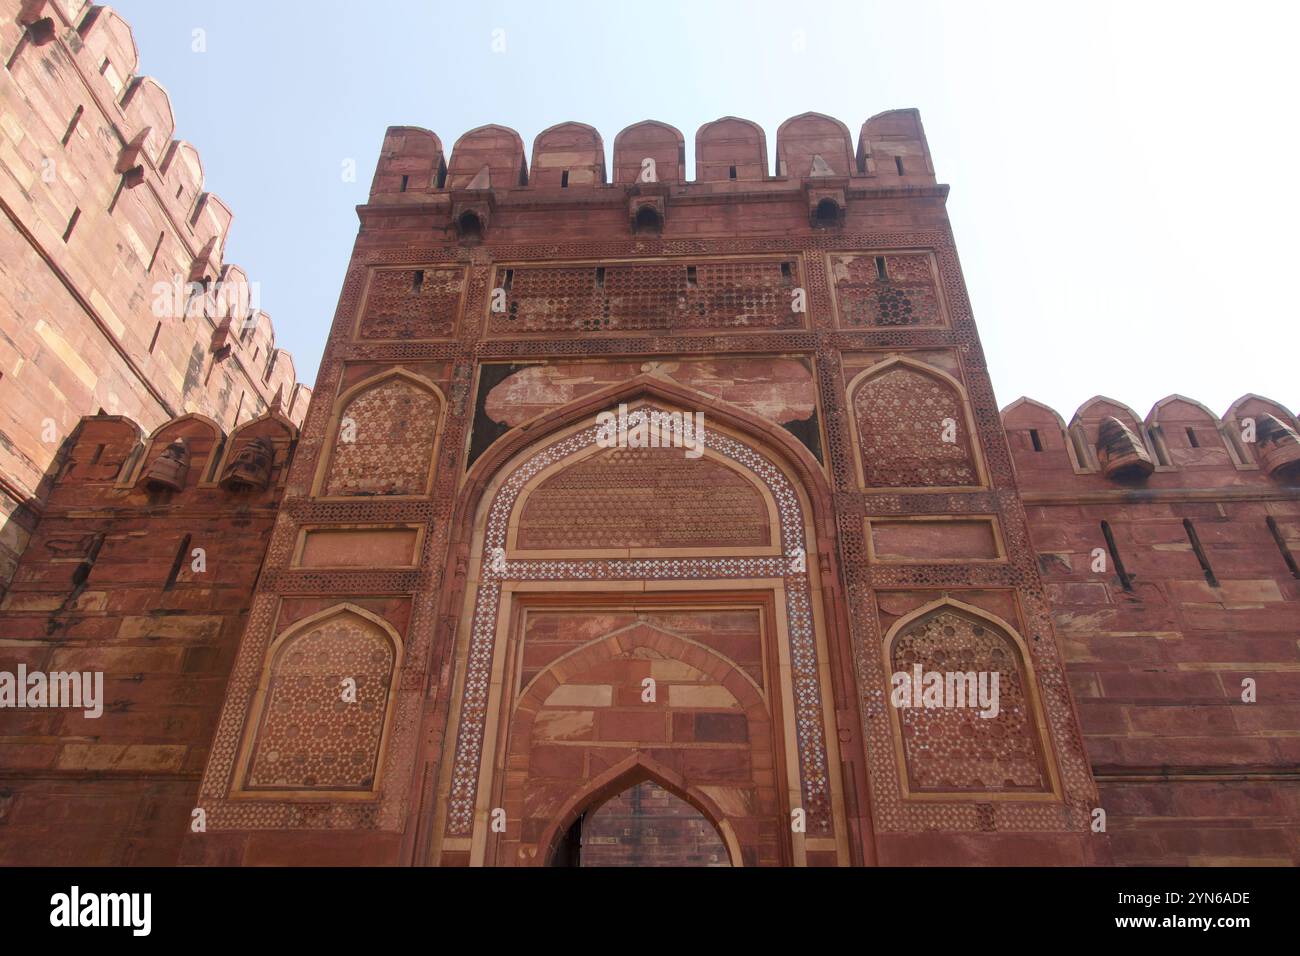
left=560, top=170, right=569, bottom=188
left=61, top=105, right=83, bottom=146
left=148, top=322, right=161, bottom=354
left=1185, top=426, right=1200, bottom=448
left=1100, top=520, right=1134, bottom=591
left=501, top=268, right=513, bottom=292
left=411, top=269, right=424, bottom=293
left=1183, top=518, right=1219, bottom=588
left=1265, top=517, right=1300, bottom=579
left=164, top=534, right=191, bottom=590
left=594, top=267, right=605, bottom=290
left=895, top=155, right=906, bottom=175
left=686, top=265, right=697, bottom=289
left=62, top=207, right=80, bottom=242
left=875, top=256, right=888, bottom=280
left=1029, top=428, right=1042, bottom=452
left=435, top=158, right=447, bottom=189
left=399, top=174, right=409, bottom=192
left=107, top=177, right=125, bottom=215
left=780, top=261, right=793, bottom=285
left=146, top=231, right=164, bottom=272
left=728, top=165, right=736, bottom=180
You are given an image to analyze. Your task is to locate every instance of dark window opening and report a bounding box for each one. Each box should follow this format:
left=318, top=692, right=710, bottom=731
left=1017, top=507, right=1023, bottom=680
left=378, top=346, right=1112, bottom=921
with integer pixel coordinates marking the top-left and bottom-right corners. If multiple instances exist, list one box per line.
left=1266, top=517, right=1300, bottom=579
left=780, top=261, right=793, bottom=285
left=61, top=105, right=83, bottom=146
left=686, top=265, right=697, bottom=288
left=875, top=255, right=888, bottom=280
left=435, top=158, right=447, bottom=189
left=98, top=58, right=110, bottom=75
left=412, top=269, right=424, bottom=293
left=175, top=184, right=184, bottom=199
left=502, top=268, right=513, bottom=292
left=1186, top=426, right=1200, bottom=448
left=458, top=211, right=482, bottom=240
left=633, top=205, right=662, bottom=233
left=728, top=165, right=736, bottom=180
left=594, top=267, right=605, bottom=289
left=1100, top=520, right=1135, bottom=591
left=399, top=174, right=409, bottom=192
left=1029, top=428, right=1043, bottom=452
left=148, top=321, right=161, bottom=354
left=1183, top=518, right=1219, bottom=588
left=895, top=155, right=906, bottom=175
left=560, top=170, right=569, bottom=188
left=62, top=207, right=80, bottom=242
left=813, top=198, right=839, bottom=228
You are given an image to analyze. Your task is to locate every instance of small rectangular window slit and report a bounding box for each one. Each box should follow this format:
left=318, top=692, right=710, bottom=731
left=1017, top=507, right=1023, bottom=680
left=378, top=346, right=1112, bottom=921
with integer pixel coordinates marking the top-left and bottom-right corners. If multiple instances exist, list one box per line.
left=61, top=105, right=83, bottom=146
left=895, top=155, right=905, bottom=175
left=1101, top=520, right=1135, bottom=591
left=62, top=207, right=80, bottom=242
left=875, top=256, right=888, bottom=280
left=1183, top=518, right=1219, bottom=588
left=400, top=174, right=409, bottom=192
left=1029, top=429, right=1042, bottom=452
left=412, top=269, right=424, bottom=293
left=686, top=266, right=697, bottom=288
left=1186, top=427, right=1200, bottom=448
left=594, top=267, right=605, bottom=289
left=1266, top=517, right=1300, bottom=579
left=164, top=534, right=191, bottom=590
left=728, top=165, right=736, bottom=180
left=560, top=170, right=569, bottom=188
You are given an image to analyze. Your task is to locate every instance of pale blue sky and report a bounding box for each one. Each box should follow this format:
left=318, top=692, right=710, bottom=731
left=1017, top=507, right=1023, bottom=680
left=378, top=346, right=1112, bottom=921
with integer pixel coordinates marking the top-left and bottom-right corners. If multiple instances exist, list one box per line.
left=113, top=0, right=1298, bottom=421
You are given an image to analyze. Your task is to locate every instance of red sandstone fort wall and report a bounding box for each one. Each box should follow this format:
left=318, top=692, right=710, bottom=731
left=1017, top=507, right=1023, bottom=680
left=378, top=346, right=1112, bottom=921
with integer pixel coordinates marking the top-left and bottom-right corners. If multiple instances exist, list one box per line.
left=1003, top=396, right=1300, bottom=864
left=0, top=1, right=309, bottom=598
left=0, top=4, right=1293, bottom=867
left=0, top=407, right=296, bottom=864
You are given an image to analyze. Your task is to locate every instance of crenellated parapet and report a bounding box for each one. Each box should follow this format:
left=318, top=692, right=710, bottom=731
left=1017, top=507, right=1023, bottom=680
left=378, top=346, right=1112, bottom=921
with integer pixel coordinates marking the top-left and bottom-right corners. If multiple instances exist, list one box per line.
left=361, top=109, right=941, bottom=214
left=0, top=1, right=310, bottom=593
left=1002, top=393, right=1300, bottom=493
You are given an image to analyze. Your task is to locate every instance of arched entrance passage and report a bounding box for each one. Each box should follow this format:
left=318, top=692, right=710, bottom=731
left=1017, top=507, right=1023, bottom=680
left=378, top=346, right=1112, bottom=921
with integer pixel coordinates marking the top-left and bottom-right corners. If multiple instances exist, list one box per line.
left=544, top=755, right=737, bottom=867
left=427, top=377, right=855, bottom=866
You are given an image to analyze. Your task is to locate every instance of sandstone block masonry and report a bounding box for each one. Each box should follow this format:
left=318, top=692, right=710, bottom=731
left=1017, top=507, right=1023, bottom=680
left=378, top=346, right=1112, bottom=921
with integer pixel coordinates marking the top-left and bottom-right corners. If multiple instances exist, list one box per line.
left=0, top=1, right=310, bottom=598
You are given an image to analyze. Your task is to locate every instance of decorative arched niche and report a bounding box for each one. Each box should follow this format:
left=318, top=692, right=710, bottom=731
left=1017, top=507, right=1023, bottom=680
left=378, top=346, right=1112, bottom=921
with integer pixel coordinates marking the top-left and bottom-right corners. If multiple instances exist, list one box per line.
left=882, top=599, right=1058, bottom=800
left=847, top=356, right=985, bottom=490
left=313, top=368, right=444, bottom=498
left=234, top=604, right=402, bottom=798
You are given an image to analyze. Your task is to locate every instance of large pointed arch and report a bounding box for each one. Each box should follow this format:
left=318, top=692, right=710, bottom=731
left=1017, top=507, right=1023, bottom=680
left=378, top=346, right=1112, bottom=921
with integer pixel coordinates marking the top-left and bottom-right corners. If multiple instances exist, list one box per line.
left=426, top=374, right=862, bottom=866
left=536, top=753, right=744, bottom=867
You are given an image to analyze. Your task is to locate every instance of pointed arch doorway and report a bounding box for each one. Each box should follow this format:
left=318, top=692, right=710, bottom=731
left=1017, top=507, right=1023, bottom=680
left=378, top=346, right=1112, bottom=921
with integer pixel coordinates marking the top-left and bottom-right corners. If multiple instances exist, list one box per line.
left=545, top=757, right=737, bottom=867
left=426, top=379, right=856, bottom=867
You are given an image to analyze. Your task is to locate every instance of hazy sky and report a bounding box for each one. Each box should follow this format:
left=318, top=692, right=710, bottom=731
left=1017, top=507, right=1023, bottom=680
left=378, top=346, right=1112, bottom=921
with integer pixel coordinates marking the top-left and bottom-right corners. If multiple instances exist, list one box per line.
left=112, top=0, right=1298, bottom=421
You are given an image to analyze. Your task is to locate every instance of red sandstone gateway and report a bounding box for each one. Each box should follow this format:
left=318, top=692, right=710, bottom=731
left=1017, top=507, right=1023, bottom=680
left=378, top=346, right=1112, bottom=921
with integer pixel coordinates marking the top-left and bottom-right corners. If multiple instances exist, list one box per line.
left=0, top=1, right=1296, bottom=870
